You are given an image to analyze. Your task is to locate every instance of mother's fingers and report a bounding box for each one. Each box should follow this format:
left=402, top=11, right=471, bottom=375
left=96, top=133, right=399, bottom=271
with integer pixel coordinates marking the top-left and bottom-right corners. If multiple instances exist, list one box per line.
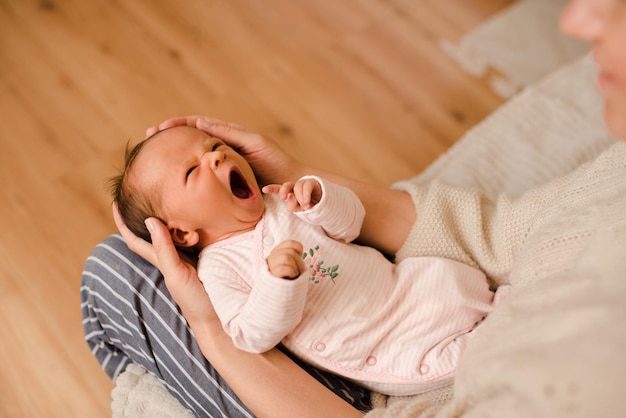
left=145, top=115, right=248, bottom=138
left=145, top=115, right=200, bottom=137
left=196, top=118, right=248, bottom=131
left=144, top=217, right=182, bottom=277
left=195, top=118, right=254, bottom=149
left=145, top=116, right=281, bottom=170
left=112, top=202, right=158, bottom=266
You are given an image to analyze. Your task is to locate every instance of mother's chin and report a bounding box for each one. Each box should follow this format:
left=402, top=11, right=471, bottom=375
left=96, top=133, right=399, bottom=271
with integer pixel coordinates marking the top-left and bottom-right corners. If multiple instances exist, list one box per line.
left=603, top=97, right=626, bottom=140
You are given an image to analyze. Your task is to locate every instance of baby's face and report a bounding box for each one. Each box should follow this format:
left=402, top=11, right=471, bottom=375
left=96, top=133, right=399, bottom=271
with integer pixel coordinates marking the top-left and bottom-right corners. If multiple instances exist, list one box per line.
left=133, top=126, right=264, bottom=246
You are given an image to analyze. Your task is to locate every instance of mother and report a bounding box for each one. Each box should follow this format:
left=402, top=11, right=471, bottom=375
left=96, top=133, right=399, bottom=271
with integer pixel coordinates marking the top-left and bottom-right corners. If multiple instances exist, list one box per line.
left=81, top=0, right=626, bottom=416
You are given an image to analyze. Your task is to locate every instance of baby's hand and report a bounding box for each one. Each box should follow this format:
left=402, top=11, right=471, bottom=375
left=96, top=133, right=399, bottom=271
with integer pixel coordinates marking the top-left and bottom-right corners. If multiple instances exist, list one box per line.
left=263, top=178, right=322, bottom=212
left=267, top=240, right=305, bottom=280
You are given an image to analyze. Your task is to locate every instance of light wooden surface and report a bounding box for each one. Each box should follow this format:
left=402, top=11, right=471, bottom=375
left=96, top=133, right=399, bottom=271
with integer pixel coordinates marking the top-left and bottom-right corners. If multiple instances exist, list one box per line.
left=0, top=0, right=511, bottom=415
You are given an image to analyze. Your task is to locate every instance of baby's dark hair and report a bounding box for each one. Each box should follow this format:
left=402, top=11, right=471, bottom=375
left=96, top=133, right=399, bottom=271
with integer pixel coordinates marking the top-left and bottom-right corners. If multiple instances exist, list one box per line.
left=108, top=138, right=159, bottom=243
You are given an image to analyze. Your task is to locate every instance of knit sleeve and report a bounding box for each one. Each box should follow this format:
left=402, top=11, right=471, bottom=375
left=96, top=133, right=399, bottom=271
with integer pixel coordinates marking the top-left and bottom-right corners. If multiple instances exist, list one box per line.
left=392, top=175, right=570, bottom=283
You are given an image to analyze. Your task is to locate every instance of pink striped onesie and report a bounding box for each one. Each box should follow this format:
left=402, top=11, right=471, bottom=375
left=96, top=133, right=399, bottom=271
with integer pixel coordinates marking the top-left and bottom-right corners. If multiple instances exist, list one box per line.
left=198, top=176, right=503, bottom=396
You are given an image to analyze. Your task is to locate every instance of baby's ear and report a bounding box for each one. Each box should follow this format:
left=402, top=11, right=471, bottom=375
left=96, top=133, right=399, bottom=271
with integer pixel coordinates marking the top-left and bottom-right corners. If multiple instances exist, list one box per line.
left=169, top=227, right=199, bottom=248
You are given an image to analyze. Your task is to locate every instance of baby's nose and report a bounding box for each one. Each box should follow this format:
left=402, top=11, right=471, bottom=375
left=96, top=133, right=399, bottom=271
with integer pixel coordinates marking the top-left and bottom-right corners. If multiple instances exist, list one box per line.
left=203, top=150, right=225, bottom=169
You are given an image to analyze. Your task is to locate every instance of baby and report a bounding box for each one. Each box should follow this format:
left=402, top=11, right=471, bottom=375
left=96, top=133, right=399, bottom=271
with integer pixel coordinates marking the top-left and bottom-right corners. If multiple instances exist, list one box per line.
left=111, top=125, right=506, bottom=396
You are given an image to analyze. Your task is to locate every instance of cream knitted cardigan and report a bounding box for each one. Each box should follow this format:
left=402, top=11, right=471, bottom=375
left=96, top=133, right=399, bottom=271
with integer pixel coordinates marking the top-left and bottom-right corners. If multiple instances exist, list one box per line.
left=396, top=141, right=626, bottom=285
left=366, top=58, right=626, bottom=418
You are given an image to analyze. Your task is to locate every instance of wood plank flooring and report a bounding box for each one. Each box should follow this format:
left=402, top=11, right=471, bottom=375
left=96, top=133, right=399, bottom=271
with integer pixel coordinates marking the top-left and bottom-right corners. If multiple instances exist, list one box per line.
left=0, top=0, right=511, bottom=415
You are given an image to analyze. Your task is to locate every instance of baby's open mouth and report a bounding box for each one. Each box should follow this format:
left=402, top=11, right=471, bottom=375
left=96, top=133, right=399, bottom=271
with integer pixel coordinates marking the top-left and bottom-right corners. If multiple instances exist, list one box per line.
left=230, top=170, right=253, bottom=199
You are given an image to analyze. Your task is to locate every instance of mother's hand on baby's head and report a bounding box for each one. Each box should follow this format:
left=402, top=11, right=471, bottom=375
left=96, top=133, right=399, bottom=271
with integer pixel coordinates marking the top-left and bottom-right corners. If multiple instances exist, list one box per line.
left=112, top=202, right=217, bottom=325
left=145, top=115, right=307, bottom=186
left=112, top=202, right=198, bottom=271
left=112, top=201, right=160, bottom=267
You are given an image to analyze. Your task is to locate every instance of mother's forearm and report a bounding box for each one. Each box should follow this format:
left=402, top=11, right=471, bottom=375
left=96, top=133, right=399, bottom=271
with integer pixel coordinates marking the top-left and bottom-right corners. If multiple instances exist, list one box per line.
left=349, top=181, right=415, bottom=256
left=192, top=320, right=364, bottom=418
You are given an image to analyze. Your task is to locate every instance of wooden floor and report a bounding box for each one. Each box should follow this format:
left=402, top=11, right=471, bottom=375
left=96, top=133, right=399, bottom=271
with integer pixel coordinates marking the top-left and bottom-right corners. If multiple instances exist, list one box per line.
left=0, top=0, right=511, bottom=415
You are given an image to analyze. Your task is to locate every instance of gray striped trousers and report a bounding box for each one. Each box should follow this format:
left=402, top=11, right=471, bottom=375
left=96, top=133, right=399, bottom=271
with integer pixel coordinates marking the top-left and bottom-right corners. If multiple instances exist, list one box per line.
left=81, top=234, right=371, bottom=417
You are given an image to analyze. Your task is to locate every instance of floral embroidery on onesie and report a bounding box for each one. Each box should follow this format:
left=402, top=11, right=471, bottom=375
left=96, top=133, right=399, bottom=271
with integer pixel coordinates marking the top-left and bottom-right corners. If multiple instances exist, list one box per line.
left=302, top=245, right=340, bottom=285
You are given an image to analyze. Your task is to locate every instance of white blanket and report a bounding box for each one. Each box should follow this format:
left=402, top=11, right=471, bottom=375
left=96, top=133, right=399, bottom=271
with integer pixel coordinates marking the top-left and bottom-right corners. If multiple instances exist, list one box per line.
left=441, top=0, right=589, bottom=97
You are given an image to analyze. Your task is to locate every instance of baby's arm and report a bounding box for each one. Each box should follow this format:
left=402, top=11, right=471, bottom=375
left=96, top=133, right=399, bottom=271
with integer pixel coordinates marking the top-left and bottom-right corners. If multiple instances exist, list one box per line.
left=201, top=252, right=309, bottom=354
left=262, top=177, right=323, bottom=212
left=267, top=176, right=366, bottom=243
